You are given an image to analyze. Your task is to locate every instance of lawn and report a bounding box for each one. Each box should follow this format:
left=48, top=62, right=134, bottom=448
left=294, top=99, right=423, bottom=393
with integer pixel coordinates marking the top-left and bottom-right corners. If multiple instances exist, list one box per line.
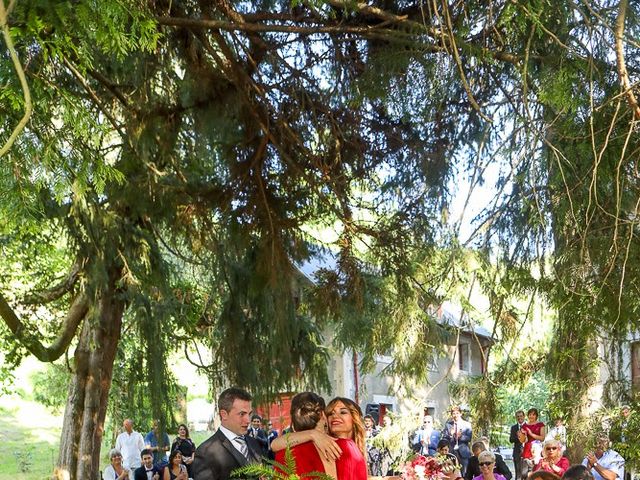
left=0, top=392, right=217, bottom=480
left=0, top=396, right=62, bottom=480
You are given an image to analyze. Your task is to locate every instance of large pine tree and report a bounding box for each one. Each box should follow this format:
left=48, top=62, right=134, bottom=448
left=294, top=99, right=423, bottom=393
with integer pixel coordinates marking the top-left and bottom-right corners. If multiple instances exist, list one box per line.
left=1, top=0, right=640, bottom=477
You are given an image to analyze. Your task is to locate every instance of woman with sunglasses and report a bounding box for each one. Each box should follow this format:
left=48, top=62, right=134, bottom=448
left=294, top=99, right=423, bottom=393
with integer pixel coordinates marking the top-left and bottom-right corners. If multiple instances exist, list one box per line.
left=472, top=451, right=508, bottom=480
left=533, top=440, right=569, bottom=477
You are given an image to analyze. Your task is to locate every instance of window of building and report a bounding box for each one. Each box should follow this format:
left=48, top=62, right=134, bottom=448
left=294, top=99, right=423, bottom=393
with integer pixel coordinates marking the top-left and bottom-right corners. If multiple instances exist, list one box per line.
left=458, top=343, right=470, bottom=372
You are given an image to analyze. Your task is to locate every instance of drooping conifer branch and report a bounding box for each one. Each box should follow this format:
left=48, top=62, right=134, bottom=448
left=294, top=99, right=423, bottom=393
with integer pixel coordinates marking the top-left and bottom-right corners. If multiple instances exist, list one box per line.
left=0, top=0, right=32, bottom=157
left=0, top=291, right=88, bottom=362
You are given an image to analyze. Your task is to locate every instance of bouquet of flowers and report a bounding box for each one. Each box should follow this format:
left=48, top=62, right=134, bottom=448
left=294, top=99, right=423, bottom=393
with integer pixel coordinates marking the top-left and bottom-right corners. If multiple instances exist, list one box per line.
left=400, top=454, right=446, bottom=480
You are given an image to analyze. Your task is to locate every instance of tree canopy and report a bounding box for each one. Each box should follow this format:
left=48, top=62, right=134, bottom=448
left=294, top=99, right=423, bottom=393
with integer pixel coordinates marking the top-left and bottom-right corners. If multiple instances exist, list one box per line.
left=1, top=0, right=640, bottom=477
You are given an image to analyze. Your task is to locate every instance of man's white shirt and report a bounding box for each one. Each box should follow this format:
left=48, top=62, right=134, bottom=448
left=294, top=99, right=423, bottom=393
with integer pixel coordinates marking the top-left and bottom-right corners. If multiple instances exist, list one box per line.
left=219, top=424, right=248, bottom=456
left=115, top=430, right=145, bottom=469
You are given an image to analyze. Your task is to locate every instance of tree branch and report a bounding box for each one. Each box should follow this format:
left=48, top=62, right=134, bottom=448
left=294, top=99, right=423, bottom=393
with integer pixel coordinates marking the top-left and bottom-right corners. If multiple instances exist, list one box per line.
left=614, top=0, right=640, bottom=120
left=22, top=259, right=83, bottom=305
left=62, top=57, right=128, bottom=138
left=155, top=13, right=521, bottom=66
left=0, top=0, right=33, bottom=157
left=0, top=291, right=89, bottom=362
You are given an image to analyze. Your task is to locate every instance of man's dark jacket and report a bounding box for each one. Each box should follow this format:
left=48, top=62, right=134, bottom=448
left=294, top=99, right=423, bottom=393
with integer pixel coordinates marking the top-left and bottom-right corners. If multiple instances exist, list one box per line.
left=192, top=430, right=262, bottom=480
left=133, top=464, right=163, bottom=480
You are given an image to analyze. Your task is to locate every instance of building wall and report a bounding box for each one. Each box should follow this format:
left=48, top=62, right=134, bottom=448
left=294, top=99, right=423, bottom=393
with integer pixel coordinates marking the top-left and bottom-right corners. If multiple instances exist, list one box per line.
left=588, top=330, right=640, bottom=412
left=325, top=332, right=490, bottom=427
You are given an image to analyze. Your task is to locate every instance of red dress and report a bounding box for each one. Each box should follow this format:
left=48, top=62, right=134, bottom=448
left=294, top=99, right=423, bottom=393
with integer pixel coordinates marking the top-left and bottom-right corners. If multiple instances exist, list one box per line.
left=335, top=438, right=367, bottom=480
left=522, top=422, right=545, bottom=459
left=274, top=442, right=325, bottom=479
left=534, top=456, right=570, bottom=476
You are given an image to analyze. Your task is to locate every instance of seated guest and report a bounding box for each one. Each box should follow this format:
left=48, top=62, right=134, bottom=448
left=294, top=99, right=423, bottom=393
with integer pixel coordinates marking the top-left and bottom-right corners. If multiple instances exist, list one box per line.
left=534, top=440, right=570, bottom=477
left=134, top=449, right=163, bottom=480
left=582, top=435, right=625, bottom=480
left=163, top=450, right=188, bottom=480
left=273, top=391, right=337, bottom=479
left=438, top=439, right=461, bottom=468
left=103, top=448, right=132, bottom=480
left=438, top=439, right=462, bottom=480
left=472, top=451, right=508, bottom=480
left=465, top=441, right=512, bottom=480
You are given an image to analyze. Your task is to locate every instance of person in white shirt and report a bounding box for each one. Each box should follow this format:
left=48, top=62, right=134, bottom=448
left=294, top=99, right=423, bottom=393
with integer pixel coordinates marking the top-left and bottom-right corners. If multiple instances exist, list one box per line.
left=582, top=435, right=625, bottom=480
left=115, top=419, right=146, bottom=470
left=545, top=417, right=567, bottom=452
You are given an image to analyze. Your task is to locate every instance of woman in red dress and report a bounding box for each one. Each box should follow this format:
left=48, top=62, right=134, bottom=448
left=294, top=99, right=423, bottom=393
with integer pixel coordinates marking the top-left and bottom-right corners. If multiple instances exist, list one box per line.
left=519, top=408, right=546, bottom=479
left=325, top=397, right=368, bottom=480
left=272, top=392, right=337, bottom=479
left=271, top=395, right=367, bottom=480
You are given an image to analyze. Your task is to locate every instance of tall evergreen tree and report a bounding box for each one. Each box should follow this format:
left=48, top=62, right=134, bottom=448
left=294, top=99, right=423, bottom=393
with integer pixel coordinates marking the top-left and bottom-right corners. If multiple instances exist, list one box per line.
left=1, top=0, right=640, bottom=477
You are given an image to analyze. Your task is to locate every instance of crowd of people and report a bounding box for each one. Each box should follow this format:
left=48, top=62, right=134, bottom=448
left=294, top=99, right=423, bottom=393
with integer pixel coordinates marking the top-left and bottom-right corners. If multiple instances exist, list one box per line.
left=102, top=389, right=630, bottom=480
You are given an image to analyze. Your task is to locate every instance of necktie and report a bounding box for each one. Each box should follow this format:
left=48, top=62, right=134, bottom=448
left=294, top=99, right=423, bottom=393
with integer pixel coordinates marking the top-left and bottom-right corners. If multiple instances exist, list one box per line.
left=235, top=435, right=249, bottom=459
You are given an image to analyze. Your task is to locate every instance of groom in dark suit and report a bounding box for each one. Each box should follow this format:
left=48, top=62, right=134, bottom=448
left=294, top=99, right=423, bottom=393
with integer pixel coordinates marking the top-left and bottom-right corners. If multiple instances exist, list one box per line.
left=192, top=387, right=262, bottom=480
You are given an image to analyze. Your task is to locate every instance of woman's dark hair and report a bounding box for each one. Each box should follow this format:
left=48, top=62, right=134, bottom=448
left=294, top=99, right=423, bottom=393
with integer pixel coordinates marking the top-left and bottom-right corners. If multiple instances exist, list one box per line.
left=527, top=408, right=539, bottom=418
left=437, top=439, right=450, bottom=449
left=529, top=471, right=561, bottom=480
left=169, top=449, right=182, bottom=465
left=290, top=392, right=326, bottom=432
left=563, top=465, right=595, bottom=480
left=177, top=423, right=190, bottom=438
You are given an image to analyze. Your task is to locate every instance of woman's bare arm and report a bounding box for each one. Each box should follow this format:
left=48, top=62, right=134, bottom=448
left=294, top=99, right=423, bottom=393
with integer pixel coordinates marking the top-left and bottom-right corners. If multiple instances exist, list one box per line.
left=271, top=430, right=341, bottom=461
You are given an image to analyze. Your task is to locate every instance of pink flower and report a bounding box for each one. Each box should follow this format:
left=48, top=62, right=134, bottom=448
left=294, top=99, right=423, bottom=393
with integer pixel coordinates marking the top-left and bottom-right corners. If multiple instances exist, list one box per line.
left=401, top=454, right=446, bottom=480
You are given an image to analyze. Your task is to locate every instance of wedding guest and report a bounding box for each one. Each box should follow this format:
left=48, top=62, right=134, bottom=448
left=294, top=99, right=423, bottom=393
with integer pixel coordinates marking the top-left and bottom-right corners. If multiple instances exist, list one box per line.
left=103, top=449, right=132, bottom=480
left=533, top=440, right=570, bottom=477
left=442, top=406, right=472, bottom=475
left=170, top=424, right=196, bottom=476
left=472, top=451, right=508, bottom=480
left=163, top=450, right=188, bottom=480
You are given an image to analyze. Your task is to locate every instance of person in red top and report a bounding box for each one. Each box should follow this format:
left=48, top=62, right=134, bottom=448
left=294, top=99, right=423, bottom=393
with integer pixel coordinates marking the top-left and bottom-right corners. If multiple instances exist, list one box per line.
left=271, top=395, right=367, bottom=480
left=518, top=408, right=546, bottom=479
left=534, top=440, right=570, bottom=477
left=273, top=392, right=337, bottom=479
left=325, top=397, right=368, bottom=480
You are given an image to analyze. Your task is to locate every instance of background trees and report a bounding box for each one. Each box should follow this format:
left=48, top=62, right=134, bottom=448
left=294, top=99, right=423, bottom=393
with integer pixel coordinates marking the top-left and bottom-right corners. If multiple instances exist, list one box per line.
left=1, top=0, right=639, bottom=477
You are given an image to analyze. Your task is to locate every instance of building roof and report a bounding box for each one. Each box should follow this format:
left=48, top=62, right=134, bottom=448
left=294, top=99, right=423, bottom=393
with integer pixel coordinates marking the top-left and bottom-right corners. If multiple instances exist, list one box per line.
left=297, top=255, right=494, bottom=342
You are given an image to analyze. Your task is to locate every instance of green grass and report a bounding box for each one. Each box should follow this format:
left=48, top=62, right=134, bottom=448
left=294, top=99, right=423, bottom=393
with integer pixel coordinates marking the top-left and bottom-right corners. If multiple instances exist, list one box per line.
left=0, top=397, right=61, bottom=480
left=0, top=391, right=218, bottom=480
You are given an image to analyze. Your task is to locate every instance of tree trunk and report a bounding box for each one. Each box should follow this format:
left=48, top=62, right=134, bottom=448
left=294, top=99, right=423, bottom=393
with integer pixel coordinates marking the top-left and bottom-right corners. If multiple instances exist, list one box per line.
left=56, top=268, right=125, bottom=480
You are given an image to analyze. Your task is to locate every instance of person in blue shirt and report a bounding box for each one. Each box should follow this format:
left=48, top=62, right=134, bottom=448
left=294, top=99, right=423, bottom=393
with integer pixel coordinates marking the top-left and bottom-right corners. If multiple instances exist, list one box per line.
left=145, top=420, right=171, bottom=466
left=413, top=415, right=441, bottom=456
